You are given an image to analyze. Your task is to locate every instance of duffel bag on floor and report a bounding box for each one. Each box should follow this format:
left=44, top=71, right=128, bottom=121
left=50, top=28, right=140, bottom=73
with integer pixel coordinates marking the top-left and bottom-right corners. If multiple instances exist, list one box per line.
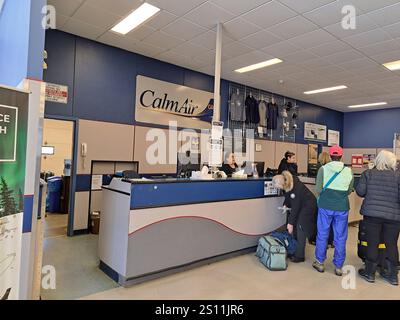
left=270, top=231, right=297, bottom=256
left=256, top=235, right=287, bottom=271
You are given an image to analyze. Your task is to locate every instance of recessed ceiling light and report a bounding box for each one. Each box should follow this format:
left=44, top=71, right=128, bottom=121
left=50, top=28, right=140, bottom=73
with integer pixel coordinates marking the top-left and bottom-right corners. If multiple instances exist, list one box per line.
left=382, top=60, right=400, bottom=71
left=304, top=85, right=347, bottom=95
left=234, top=58, right=283, bottom=73
left=111, top=3, right=160, bottom=35
left=348, top=102, right=387, bottom=109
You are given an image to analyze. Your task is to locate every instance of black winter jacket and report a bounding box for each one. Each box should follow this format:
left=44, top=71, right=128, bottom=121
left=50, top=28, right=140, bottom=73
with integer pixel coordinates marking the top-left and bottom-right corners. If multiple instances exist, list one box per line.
left=356, top=169, right=400, bottom=222
left=283, top=176, right=317, bottom=237
left=278, top=158, right=298, bottom=176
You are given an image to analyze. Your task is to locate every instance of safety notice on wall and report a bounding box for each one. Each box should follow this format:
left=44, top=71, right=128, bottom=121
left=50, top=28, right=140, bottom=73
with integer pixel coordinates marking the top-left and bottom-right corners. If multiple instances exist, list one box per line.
left=45, top=83, right=68, bottom=104
left=0, top=104, right=18, bottom=162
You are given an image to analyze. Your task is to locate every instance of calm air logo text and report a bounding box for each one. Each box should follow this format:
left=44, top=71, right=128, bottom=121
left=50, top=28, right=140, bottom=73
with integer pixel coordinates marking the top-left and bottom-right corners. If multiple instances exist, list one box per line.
left=140, top=90, right=200, bottom=117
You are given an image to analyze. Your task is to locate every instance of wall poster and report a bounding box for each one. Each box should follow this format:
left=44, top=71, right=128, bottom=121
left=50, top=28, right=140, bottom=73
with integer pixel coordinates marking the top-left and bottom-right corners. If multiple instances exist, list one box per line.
left=304, top=122, right=327, bottom=142
left=328, top=129, right=340, bottom=146
left=0, top=87, right=29, bottom=300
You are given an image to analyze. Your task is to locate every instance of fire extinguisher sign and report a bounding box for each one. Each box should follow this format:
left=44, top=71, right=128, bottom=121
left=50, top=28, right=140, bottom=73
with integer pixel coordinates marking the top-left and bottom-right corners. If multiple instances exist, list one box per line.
left=0, top=104, right=18, bottom=162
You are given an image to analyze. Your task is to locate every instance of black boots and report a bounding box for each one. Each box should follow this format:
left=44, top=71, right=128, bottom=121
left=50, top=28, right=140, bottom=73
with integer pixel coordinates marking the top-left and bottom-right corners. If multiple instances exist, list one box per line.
left=380, top=259, right=399, bottom=286
left=358, top=260, right=378, bottom=283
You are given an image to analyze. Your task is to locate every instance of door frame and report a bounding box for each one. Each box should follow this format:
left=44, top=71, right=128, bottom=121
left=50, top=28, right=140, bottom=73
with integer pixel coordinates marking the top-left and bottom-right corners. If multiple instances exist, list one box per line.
left=42, top=115, right=78, bottom=237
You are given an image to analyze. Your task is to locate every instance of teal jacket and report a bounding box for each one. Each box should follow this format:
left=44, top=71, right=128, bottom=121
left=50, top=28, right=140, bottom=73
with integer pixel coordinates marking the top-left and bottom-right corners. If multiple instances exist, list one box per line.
left=316, top=161, right=354, bottom=211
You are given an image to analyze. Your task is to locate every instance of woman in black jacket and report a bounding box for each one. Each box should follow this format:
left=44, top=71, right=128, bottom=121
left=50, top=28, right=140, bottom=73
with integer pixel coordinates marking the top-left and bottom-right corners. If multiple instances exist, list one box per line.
left=277, top=151, right=298, bottom=176
left=356, top=150, right=400, bottom=286
left=273, top=171, right=317, bottom=262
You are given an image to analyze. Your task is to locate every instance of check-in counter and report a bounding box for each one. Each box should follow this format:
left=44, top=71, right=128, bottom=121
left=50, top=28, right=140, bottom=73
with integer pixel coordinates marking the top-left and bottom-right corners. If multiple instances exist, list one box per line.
left=299, top=175, right=363, bottom=223
left=98, top=178, right=285, bottom=286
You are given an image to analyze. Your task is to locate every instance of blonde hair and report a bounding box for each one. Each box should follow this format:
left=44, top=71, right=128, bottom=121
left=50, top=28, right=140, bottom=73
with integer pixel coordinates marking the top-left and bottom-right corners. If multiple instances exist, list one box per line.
left=375, top=150, right=397, bottom=171
left=318, top=152, right=331, bottom=165
left=273, top=171, right=294, bottom=192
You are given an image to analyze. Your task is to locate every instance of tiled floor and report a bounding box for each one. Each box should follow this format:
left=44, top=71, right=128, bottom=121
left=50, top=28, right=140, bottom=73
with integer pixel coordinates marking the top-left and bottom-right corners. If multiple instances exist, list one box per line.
left=41, top=224, right=399, bottom=300
left=44, top=213, right=68, bottom=238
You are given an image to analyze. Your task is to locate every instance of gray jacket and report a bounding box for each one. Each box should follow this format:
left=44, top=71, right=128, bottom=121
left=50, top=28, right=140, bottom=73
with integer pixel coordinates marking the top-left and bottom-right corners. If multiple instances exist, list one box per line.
left=356, top=169, right=400, bottom=222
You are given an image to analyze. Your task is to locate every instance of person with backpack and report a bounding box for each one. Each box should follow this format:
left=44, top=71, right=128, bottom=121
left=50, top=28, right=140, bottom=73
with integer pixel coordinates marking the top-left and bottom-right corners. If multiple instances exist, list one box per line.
left=356, top=150, right=400, bottom=286
left=273, top=171, right=317, bottom=263
left=313, top=145, right=354, bottom=276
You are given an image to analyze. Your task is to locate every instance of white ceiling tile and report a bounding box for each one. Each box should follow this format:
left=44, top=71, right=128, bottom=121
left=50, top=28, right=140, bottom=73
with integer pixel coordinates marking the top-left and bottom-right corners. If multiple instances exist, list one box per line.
left=132, top=41, right=167, bottom=57
left=323, top=14, right=378, bottom=39
left=98, top=31, right=139, bottom=51
left=47, top=0, right=84, bottom=17
left=277, top=0, right=336, bottom=14
left=242, top=1, right=297, bottom=29
left=308, top=40, right=352, bottom=57
left=267, top=16, right=319, bottom=40
left=223, top=18, right=261, bottom=41
left=184, top=2, right=235, bottom=29
left=342, top=28, right=391, bottom=48
left=162, top=18, right=207, bottom=41
left=146, top=11, right=179, bottom=30
left=347, top=0, right=400, bottom=13
left=303, top=0, right=362, bottom=27
left=85, top=0, right=142, bottom=17
left=370, top=51, right=400, bottom=64
left=337, top=57, right=376, bottom=71
left=125, top=25, right=156, bottom=41
left=222, top=42, right=254, bottom=59
left=283, top=50, right=319, bottom=63
left=173, top=41, right=211, bottom=58
left=358, top=39, right=400, bottom=57
left=382, top=21, right=400, bottom=39
left=289, top=29, right=337, bottom=49
left=190, top=30, right=234, bottom=50
left=55, top=14, right=70, bottom=29
left=61, top=18, right=105, bottom=40
left=194, top=50, right=217, bottom=65
left=298, top=57, right=334, bottom=70
left=367, top=2, right=400, bottom=27
left=210, top=0, right=270, bottom=15
left=241, top=30, right=283, bottom=49
left=73, top=3, right=122, bottom=29
left=142, top=31, right=185, bottom=50
left=261, top=41, right=301, bottom=57
left=324, top=50, right=364, bottom=64
left=146, top=0, right=207, bottom=16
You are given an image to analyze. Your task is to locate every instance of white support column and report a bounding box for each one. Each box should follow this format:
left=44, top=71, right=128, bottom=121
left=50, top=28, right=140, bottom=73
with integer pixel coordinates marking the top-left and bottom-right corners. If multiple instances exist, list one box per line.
left=213, top=23, right=223, bottom=123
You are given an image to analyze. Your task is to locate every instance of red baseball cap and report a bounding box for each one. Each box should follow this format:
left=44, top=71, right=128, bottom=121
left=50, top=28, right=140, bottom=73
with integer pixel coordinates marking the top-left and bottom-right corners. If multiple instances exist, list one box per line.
left=330, top=145, right=343, bottom=157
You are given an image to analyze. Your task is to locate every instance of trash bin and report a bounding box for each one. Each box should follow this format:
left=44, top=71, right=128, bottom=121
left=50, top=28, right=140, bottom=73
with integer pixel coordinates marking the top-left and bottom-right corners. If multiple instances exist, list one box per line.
left=90, top=212, right=100, bottom=234
left=46, top=177, right=62, bottom=213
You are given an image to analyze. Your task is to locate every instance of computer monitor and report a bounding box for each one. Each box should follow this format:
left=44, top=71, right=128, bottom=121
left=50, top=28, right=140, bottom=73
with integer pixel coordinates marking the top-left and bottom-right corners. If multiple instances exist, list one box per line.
left=241, top=161, right=265, bottom=177
left=177, top=152, right=201, bottom=178
left=255, top=162, right=265, bottom=177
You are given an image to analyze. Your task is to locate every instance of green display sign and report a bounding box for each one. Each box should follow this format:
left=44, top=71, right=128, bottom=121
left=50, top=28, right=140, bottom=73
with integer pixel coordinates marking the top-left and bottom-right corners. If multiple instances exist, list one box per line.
left=0, top=104, right=18, bottom=162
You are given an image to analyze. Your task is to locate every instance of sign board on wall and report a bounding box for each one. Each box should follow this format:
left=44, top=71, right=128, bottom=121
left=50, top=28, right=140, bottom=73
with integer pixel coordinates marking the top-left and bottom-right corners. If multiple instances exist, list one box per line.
left=328, top=130, right=340, bottom=146
left=304, top=122, right=327, bottom=142
left=45, top=83, right=68, bottom=104
left=0, top=88, right=29, bottom=300
left=135, top=75, right=214, bottom=129
left=352, top=154, right=363, bottom=168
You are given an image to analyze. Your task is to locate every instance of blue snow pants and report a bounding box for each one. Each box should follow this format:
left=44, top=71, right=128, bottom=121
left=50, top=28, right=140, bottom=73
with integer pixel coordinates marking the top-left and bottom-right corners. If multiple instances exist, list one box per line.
left=315, top=208, right=349, bottom=268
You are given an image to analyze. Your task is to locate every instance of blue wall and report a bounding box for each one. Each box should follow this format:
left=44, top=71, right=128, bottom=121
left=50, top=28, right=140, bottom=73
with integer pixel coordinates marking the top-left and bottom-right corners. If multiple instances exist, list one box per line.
left=44, top=30, right=342, bottom=145
left=0, top=0, right=46, bottom=86
left=343, top=108, right=400, bottom=148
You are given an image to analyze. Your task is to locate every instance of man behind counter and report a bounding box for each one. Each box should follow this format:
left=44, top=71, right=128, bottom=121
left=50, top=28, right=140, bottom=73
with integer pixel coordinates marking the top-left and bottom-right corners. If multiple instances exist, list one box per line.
left=220, top=153, right=239, bottom=177
left=278, top=151, right=298, bottom=176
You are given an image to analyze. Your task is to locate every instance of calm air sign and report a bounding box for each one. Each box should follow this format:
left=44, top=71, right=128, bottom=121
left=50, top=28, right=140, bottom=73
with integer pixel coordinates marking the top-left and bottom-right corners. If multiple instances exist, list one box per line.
left=135, top=75, right=214, bottom=129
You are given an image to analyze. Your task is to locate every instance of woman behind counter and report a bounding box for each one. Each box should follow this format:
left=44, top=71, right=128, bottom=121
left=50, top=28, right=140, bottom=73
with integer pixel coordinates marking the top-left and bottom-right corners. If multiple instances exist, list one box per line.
left=220, top=153, right=239, bottom=177
left=356, top=150, right=400, bottom=286
left=273, top=171, right=318, bottom=263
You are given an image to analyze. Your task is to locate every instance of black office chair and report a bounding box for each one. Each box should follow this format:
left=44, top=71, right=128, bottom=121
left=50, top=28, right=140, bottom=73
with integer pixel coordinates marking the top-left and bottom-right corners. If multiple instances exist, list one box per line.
left=122, top=170, right=140, bottom=179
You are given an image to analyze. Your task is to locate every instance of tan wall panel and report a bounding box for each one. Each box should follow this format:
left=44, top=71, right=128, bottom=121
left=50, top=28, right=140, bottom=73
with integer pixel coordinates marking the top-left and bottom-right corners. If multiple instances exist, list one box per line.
left=92, top=162, right=115, bottom=175
left=254, top=140, right=275, bottom=169
left=275, top=142, right=297, bottom=168
left=296, top=143, right=308, bottom=174
left=134, top=126, right=178, bottom=174
left=77, top=120, right=135, bottom=174
left=74, top=192, right=89, bottom=231
left=41, top=119, right=74, bottom=176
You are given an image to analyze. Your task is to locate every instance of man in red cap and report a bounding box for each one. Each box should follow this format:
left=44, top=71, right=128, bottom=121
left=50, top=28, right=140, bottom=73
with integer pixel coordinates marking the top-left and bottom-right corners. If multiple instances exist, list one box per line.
left=313, top=145, right=354, bottom=276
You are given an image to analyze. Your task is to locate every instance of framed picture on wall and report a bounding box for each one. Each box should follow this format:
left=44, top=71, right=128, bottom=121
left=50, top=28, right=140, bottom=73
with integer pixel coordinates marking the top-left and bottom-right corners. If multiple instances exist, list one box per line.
left=328, top=130, right=340, bottom=146
left=304, top=122, right=327, bottom=142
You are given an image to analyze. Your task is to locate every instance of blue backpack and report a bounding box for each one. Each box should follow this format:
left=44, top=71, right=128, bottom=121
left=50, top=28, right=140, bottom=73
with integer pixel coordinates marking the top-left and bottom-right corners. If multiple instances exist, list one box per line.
left=270, top=231, right=297, bottom=256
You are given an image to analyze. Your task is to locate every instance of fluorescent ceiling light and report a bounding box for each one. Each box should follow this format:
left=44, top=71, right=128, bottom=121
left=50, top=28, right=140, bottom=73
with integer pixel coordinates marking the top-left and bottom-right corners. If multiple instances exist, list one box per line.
left=234, top=58, right=283, bottom=73
left=382, top=60, right=400, bottom=71
left=304, top=85, right=347, bottom=95
left=348, top=102, right=387, bottom=109
left=111, top=3, right=160, bottom=35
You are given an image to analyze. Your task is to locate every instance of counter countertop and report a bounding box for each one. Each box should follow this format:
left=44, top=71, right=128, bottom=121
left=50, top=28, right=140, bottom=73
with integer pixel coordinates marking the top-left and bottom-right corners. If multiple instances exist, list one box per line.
left=121, top=177, right=275, bottom=184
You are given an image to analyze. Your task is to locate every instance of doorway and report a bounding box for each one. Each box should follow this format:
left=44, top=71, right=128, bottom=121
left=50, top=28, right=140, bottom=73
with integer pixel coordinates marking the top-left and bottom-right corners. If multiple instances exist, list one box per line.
left=41, top=119, right=75, bottom=238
